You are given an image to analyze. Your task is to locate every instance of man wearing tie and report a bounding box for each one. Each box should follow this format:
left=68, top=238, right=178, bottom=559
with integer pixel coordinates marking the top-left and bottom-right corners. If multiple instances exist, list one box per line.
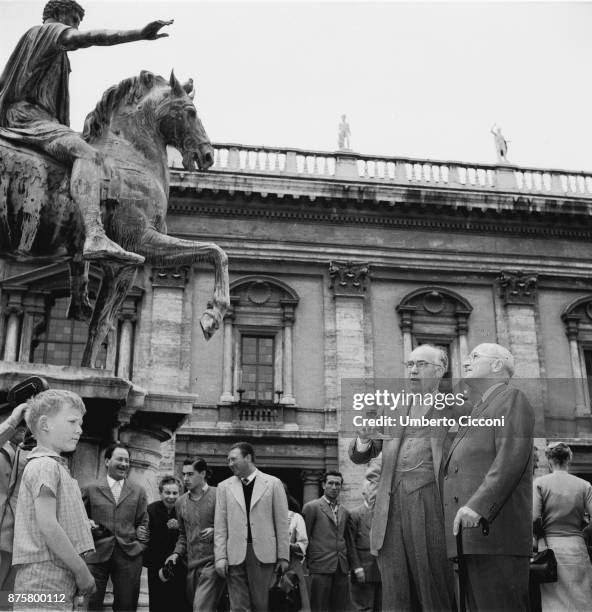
left=302, top=471, right=354, bottom=612
left=349, top=344, right=461, bottom=612
left=82, top=442, right=148, bottom=611
left=214, top=442, right=289, bottom=612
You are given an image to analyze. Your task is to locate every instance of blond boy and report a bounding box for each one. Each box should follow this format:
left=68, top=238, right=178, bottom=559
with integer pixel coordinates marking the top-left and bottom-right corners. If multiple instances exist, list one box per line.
left=11, top=390, right=95, bottom=610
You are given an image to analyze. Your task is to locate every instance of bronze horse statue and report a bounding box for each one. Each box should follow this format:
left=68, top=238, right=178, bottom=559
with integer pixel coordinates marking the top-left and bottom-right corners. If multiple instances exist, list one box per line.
left=0, top=70, right=229, bottom=367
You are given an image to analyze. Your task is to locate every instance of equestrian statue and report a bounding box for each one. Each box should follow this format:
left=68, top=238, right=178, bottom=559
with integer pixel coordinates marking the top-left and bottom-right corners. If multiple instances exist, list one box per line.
left=0, top=0, right=229, bottom=367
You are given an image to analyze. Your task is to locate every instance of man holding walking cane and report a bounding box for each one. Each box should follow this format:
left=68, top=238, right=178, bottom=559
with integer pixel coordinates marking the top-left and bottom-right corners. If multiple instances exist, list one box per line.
left=442, top=343, right=535, bottom=611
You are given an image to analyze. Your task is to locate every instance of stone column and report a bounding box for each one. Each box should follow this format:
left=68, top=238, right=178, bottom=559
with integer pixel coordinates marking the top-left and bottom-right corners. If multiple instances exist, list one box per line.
left=19, top=291, right=50, bottom=362
left=562, top=315, right=587, bottom=416
left=302, top=470, right=323, bottom=505
left=3, top=289, right=25, bottom=362
left=219, top=300, right=236, bottom=404
left=280, top=299, right=298, bottom=405
left=117, top=318, right=134, bottom=379
left=116, top=289, right=143, bottom=380
left=397, top=306, right=414, bottom=358
left=329, top=261, right=370, bottom=506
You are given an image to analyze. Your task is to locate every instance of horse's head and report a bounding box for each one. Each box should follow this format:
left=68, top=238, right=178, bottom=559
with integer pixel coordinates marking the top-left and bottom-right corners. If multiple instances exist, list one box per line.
left=157, top=71, right=214, bottom=171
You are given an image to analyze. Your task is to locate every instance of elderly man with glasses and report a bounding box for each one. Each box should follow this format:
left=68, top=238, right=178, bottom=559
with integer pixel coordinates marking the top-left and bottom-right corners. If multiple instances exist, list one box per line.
left=349, top=343, right=464, bottom=612
left=442, top=343, right=535, bottom=611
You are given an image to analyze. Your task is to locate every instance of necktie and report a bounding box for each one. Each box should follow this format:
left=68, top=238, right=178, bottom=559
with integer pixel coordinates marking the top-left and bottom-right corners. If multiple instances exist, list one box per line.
left=241, top=478, right=249, bottom=486
left=112, top=480, right=122, bottom=504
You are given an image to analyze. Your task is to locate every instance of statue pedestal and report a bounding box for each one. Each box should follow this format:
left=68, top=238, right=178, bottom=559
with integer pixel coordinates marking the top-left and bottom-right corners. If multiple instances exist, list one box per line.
left=334, top=152, right=359, bottom=180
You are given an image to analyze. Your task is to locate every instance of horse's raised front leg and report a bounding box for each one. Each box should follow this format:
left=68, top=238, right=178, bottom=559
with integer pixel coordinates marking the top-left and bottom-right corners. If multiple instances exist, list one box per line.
left=138, top=229, right=229, bottom=340
left=81, top=262, right=138, bottom=368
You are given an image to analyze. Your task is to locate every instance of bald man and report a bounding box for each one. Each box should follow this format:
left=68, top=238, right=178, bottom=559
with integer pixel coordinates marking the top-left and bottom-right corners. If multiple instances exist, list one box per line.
left=442, top=343, right=535, bottom=611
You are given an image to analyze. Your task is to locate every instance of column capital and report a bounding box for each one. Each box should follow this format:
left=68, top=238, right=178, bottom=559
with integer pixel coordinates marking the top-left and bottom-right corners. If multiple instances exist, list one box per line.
left=562, top=313, right=581, bottom=341
left=150, top=266, right=189, bottom=289
left=396, top=305, right=415, bottom=332
left=3, top=286, right=26, bottom=316
left=499, top=271, right=538, bottom=306
left=301, top=469, right=324, bottom=485
left=281, top=298, right=298, bottom=325
left=329, top=261, right=370, bottom=297
left=455, top=310, right=470, bottom=334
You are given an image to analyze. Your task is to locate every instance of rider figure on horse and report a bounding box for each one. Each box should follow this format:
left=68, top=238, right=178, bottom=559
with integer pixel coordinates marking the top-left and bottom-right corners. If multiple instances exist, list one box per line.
left=0, top=0, right=172, bottom=265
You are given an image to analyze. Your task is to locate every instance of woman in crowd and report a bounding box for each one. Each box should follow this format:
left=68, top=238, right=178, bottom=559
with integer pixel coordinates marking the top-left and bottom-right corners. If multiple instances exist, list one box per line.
left=284, top=483, right=311, bottom=612
left=533, top=442, right=592, bottom=611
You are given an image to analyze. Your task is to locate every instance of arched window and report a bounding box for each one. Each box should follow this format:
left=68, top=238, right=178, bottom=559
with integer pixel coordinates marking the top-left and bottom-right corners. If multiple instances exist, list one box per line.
left=396, top=287, right=473, bottom=379
left=562, top=296, right=592, bottom=416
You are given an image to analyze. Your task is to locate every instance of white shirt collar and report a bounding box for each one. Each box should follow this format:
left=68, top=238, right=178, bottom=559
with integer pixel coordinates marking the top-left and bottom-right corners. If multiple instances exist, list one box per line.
left=107, top=475, right=124, bottom=489
left=239, top=468, right=259, bottom=485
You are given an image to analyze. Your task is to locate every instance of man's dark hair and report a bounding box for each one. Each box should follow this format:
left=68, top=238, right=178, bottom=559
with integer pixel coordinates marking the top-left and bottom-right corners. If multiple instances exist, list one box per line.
left=158, top=475, right=182, bottom=492
left=104, top=441, right=130, bottom=460
left=192, top=458, right=208, bottom=473
left=230, top=441, right=255, bottom=463
left=43, top=0, right=85, bottom=23
left=322, top=470, right=343, bottom=485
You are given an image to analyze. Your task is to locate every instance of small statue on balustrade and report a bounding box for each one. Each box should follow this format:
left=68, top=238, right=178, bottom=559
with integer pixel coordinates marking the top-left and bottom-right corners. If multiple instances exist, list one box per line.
left=338, top=114, right=351, bottom=151
left=490, top=123, right=509, bottom=164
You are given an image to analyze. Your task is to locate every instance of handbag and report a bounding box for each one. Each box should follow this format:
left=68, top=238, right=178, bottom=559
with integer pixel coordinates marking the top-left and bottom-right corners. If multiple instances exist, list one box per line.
left=530, top=547, right=557, bottom=583
left=530, top=498, right=557, bottom=584
left=268, top=569, right=302, bottom=612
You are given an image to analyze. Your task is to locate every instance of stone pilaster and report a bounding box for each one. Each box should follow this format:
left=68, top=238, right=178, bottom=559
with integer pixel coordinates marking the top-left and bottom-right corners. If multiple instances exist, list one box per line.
left=219, top=300, right=236, bottom=404
left=498, top=271, right=541, bottom=377
left=498, top=271, right=544, bottom=433
left=148, top=267, right=189, bottom=388
left=329, top=261, right=370, bottom=506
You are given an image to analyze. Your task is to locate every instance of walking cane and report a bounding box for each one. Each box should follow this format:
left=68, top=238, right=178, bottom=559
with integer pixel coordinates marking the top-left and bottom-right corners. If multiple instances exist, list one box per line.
left=455, top=518, right=489, bottom=612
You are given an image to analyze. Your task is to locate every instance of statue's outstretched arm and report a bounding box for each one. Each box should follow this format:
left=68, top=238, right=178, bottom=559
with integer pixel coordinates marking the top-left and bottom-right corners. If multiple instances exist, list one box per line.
left=61, top=19, right=173, bottom=50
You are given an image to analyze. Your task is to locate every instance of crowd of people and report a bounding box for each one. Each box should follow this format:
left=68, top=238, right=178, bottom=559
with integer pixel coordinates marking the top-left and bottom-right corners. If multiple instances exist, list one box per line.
left=0, top=341, right=591, bottom=612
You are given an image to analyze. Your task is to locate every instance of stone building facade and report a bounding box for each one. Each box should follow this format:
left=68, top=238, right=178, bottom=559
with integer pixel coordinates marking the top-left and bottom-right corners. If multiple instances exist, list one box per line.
left=2, top=144, right=592, bottom=505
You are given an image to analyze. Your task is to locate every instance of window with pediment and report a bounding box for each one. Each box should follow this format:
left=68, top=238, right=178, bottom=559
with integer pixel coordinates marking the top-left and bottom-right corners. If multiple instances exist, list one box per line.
left=219, top=276, right=299, bottom=408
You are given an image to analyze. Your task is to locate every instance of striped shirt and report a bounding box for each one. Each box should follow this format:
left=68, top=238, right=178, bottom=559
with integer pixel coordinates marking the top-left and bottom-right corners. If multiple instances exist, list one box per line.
left=12, top=446, right=94, bottom=565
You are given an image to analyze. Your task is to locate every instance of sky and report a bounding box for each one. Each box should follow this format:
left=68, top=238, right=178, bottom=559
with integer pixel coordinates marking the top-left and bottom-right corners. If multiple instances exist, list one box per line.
left=1, top=0, right=592, bottom=171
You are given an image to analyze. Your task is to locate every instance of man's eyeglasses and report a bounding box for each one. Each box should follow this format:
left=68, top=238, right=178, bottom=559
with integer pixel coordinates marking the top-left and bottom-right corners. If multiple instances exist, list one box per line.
left=403, top=361, right=440, bottom=370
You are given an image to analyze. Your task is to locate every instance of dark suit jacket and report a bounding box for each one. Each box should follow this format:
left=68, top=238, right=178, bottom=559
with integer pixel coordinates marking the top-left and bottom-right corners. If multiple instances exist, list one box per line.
left=82, top=478, right=148, bottom=563
left=144, top=500, right=179, bottom=570
left=347, top=503, right=380, bottom=583
left=442, top=384, right=535, bottom=558
left=302, top=497, right=353, bottom=575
